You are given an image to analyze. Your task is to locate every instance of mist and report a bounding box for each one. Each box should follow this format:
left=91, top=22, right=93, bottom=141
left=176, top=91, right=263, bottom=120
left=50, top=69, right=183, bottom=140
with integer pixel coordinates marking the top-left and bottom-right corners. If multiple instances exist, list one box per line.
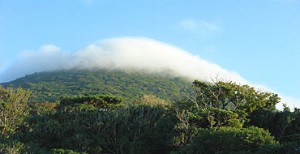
left=0, top=37, right=247, bottom=83
left=0, top=37, right=298, bottom=109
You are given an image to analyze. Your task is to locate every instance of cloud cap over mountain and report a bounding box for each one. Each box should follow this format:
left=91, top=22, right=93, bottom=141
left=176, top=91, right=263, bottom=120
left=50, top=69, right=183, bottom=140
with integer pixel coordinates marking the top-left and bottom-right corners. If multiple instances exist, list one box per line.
left=1, top=37, right=247, bottom=84
left=0, top=37, right=299, bottom=109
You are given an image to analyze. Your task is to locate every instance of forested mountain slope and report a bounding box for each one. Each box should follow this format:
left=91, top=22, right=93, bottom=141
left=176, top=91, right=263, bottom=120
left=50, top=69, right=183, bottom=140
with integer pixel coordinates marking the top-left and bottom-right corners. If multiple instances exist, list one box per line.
left=1, top=71, right=299, bottom=153
left=2, top=69, right=190, bottom=102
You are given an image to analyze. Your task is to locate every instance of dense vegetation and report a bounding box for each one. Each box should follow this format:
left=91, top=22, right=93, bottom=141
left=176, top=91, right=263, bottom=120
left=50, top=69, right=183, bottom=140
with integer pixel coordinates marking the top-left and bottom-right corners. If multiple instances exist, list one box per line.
left=0, top=69, right=299, bottom=153
left=2, top=69, right=189, bottom=103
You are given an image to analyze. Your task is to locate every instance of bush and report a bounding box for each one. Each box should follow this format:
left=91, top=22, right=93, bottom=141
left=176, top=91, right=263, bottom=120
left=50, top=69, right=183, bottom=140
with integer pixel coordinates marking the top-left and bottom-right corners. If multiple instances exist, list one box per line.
left=0, top=139, right=25, bottom=154
left=181, top=126, right=277, bottom=153
left=51, top=148, right=87, bottom=154
left=257, top=142, right=300, bottom=154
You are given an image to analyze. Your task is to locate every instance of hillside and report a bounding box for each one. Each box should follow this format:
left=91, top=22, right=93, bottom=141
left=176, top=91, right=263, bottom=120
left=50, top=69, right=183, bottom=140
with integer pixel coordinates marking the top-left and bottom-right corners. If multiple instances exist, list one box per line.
left=2, top=69, right=191, bottom=102
left=1, top=70, right=299, bottom=153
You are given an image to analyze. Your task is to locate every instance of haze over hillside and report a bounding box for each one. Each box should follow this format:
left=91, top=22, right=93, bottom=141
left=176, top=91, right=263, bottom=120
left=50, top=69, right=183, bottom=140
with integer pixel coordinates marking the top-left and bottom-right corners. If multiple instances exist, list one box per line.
left=0, top=37, right=299, bottom=109
left=0, top=37, right=247, bottom=84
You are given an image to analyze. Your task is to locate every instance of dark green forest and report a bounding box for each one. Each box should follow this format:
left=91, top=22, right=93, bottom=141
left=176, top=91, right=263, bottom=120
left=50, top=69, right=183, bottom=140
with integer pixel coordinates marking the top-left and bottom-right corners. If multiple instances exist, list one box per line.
left=2, top=70, right=189, bottom=103
left=0, top=69, right=299, bottom=154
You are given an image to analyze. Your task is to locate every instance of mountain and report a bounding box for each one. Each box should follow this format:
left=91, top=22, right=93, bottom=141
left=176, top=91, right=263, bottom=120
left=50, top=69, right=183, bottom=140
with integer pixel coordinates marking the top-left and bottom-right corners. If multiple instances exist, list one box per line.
left=1, top=69, right=191, bottom=103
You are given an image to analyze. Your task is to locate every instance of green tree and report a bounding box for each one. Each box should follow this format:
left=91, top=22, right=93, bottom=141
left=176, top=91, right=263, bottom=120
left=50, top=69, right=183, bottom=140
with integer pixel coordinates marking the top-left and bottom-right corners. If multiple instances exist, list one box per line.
left=0, top=86, right=31, bottom=136
left=265, top=107, right=300, bottom=145
left=180, top=126, right=277, bottom=154
left=0, top=86, right=31, bottom=153
left=98, top=104, right=178, bottom=154
left=190, top=81, right=279, bottom=113
left=20, top=95, right=123, bottom=153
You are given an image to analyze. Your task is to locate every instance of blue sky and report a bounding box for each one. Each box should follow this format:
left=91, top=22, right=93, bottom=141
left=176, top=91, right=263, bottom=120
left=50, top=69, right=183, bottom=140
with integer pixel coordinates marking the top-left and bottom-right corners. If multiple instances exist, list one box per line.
left=0, top=0, right=300, bottom=107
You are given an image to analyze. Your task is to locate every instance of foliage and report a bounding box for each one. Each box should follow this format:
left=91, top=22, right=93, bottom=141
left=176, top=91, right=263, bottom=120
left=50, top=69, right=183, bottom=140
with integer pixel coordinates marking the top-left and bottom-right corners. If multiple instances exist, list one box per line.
left=29, top=102, right=57, bottom=115
left=0, top=86, right=31, bottom=154
left=0, top=86, right=31, bottom=136
left=180, top=126, right=277, bottom=154
left=20, top=95, right=123, bottom=153
left=0, top=138, right=25, bottom=154
left=203, top=107, right=246, bottom=128
left=19, top=95, right=178, bottom=153
left=262, top=107, right=300, bottom=144
left=51, top=148, right=87, bottom=154
left=1, top=76, right=300, bottom=153
left=190, top=81, right=280, bottom=113
left=257, top=142, right=300, bottom=154
left=2, top=69, right=189, bottom=103
left=172, top=80, right=299, bottom=153
left=133, top=94, right=172, bottom=108
left=59, top=94, right=123, bottom=110
left=97, top=105, right=178, bottom=154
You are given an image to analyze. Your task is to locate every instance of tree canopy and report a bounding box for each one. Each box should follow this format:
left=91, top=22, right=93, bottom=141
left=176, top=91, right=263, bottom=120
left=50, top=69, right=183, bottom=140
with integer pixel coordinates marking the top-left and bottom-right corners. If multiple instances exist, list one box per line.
left=0, top=72, right=299, bottom=153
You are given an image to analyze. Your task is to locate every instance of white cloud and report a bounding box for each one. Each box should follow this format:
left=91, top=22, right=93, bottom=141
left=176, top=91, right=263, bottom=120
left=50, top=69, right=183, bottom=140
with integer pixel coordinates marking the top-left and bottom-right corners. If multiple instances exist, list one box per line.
left=20, top=44, right=61, bottom=58
left=180, top=19, right=199, bottom=31
left=179, top=18, right=222, bottom=35
left=0, top=44, right=71, bottom=82
left=0, top=37, right=246, bottom=83
left=70, top=37, right=247, bottom=84
left=280, top=96, right=300, bottom=110
left=0, top=37, right=299, bottom=109
left=39, top=44, right=61, bottom=54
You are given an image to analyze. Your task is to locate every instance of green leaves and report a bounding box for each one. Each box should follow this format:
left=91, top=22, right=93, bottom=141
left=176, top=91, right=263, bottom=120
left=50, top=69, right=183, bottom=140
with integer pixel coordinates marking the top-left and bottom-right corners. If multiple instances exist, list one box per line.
left=0, top=86, right=31, bottom=136
left=182, top=126, right=277, bottom=154
left=0, top=79, right=299, bottom=153
left=59, top=95, right=123, bottom=111
left=191, top=81, right=279, bottom=113
left=0, top=86, right=31, bottom=153
left=21, top=95, right=178, bottom=154
left=3, top=69, right=189, bottom=103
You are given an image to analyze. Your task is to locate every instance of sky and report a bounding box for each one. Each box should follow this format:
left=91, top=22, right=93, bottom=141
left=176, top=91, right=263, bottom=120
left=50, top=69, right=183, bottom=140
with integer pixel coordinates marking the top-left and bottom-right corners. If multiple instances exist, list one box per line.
left=0, top=0, right=299, bottom=108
